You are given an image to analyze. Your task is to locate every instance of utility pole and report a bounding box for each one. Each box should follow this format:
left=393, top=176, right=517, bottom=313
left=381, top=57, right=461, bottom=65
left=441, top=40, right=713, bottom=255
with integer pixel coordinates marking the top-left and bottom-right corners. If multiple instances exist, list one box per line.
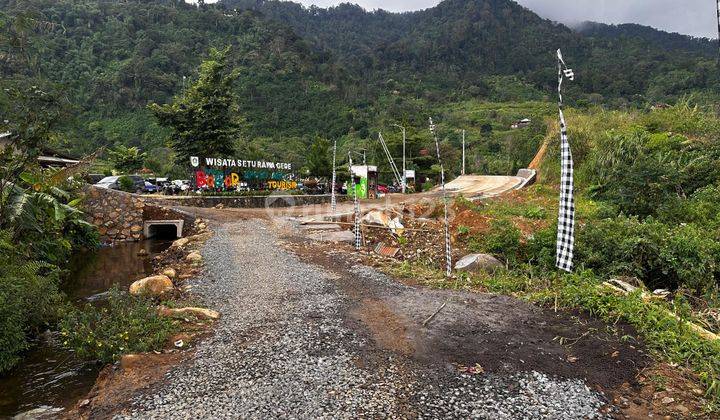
left=331, top=139, right=337, bottom=213
left=462, top=131, right=466, bottom=175
left=392, top=124, right=406, bottom=193
left=717, top=0, right=720, bottom=65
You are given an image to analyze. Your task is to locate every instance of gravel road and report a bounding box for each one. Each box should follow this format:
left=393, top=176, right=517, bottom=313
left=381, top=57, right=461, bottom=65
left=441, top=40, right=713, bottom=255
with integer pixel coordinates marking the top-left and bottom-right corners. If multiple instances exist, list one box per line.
left=120, top=220, right=611, bottom=419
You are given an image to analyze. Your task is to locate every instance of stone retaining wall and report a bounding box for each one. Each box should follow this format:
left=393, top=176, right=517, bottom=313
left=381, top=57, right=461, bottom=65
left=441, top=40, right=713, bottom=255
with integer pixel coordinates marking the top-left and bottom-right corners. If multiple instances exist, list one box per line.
left=82, top=186, right=198, bottom=244
left=82, top=186, right=146, bottom=243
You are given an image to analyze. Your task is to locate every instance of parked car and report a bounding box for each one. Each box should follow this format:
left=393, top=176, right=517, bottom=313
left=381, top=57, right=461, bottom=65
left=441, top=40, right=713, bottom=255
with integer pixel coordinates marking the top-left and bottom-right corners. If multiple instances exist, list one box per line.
left=95, top=175, right=145, bottom=193
left=172, top=179, right=191, bottom=192
left=161, top=181, right=181, bottom=195
left=144, top=181, right=158, bottom=193
left=377, top=184, right=389, bottom=194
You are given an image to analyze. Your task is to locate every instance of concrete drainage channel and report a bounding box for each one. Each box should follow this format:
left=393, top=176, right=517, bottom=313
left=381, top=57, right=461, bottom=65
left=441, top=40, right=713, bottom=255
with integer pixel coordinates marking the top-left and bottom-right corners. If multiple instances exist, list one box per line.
left=143, top=220, right=184, bottom=239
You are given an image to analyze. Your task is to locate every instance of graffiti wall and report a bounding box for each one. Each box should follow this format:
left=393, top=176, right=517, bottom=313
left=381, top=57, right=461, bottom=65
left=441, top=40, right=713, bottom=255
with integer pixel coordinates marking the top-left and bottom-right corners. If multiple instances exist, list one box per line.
left=190, top=156, right=297, bottom=192
left=193, top=169, right=296, bottom=191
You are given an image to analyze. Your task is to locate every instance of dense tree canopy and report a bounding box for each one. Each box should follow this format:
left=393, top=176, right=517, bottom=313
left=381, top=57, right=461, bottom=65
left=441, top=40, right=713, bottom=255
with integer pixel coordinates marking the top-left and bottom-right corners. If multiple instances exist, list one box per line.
left=0, top=0, right=717, bottom=177
left=149, top=47, right=242, bottom=166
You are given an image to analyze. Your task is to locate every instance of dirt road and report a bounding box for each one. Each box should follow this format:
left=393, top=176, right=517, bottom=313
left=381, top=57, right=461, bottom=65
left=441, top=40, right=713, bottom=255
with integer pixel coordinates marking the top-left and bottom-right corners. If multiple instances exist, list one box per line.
left=105, top=215, right=646, bottom=419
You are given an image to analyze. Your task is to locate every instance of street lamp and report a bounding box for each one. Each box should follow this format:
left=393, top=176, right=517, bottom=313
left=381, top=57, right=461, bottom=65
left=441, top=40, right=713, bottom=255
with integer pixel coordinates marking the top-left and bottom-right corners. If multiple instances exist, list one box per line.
left=392, top=124, right=406, bottom=193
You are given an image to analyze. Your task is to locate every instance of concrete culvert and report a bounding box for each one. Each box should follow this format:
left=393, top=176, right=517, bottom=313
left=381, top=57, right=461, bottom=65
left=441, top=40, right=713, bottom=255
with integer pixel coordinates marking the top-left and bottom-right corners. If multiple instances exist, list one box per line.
left=144, top=220, right=184, bottom=239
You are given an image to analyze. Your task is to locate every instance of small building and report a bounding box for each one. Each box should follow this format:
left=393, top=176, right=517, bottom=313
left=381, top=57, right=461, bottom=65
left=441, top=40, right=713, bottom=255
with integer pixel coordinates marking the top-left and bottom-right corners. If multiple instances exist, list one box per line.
left=511, top=118, right=532, bottom=129
left=0, top=131, right=80, bottom=168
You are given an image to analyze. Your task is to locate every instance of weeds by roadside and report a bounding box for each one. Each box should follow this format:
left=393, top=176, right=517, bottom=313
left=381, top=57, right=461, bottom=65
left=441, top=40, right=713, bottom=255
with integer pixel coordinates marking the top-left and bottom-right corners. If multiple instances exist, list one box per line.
left=60, top=287, right=175, bottom=363
left=388, top=258, right=720, bottom=412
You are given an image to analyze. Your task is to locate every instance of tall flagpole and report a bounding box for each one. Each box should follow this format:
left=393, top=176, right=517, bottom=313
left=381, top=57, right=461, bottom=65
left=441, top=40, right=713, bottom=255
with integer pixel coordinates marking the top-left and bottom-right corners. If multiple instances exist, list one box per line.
left=717, top=0, right=720, bottom=64
left=430, top=118, right=452, bottom=278
left=349, top=152, right=361, bottom=250
left=555, top=49, right=576, bottom=272
left=462, top=130, right=466, bottom=175
left=331, top=139, right=337, bottom=213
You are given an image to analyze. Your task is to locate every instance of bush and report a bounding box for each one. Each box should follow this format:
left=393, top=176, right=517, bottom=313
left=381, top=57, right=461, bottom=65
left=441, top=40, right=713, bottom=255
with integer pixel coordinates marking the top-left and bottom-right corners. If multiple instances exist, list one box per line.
left=117, top=175, right=135, bottom=192
left=0, top=231, right=64, bottom=372
left=469, top=219, right=522, bottom=263
left=523, top=205, right=547, bottom=219
left=60, top=287, right=175, bottom=363
left=525, top=225, right=557, bottom=270
left=576, top=217, right=719, bottom=292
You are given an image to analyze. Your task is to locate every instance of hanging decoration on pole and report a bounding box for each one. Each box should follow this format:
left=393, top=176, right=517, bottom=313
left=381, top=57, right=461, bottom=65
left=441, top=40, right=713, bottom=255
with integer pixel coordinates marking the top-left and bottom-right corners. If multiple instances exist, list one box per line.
left=348, top=152, right=361, bottom=250
left=461, top=129, right=466, bottom=176
left=717, top=0, right=720, bottom=64
left=331, top=139, right=337, bottom=213
left=429, top=118, right=453, bottom=278
left=555, top=49, right=575, bottom=273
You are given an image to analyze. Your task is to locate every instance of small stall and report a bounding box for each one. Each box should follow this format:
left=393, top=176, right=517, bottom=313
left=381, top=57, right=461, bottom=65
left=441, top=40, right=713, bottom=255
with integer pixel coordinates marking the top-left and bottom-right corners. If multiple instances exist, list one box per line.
left=350, top=165, right=378, bottom=199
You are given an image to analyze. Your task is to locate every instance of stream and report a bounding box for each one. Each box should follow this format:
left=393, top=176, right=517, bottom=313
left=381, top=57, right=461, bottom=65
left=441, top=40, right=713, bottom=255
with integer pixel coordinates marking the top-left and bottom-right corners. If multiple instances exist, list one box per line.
left=0, top=239, right=172, bottom=418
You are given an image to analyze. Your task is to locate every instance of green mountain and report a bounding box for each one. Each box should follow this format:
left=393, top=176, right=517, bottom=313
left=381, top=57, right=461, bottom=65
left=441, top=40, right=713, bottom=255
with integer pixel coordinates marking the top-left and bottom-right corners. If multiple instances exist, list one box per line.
left=0, top=0, right=354, bottom=156
left=223, top=0, right=719, bottom=101
left=1, top=0, right=717, bottom=163
left=575, top=21, right=716, bottom=56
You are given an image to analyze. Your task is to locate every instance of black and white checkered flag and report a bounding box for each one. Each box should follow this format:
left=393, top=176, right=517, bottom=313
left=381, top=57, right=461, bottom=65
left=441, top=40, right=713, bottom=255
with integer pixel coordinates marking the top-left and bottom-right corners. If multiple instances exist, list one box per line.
left=717, top=0, right=720, bottom=63
left=556, top=49, right=575, bottom=272
left=429, top=118, right=453, bottom=278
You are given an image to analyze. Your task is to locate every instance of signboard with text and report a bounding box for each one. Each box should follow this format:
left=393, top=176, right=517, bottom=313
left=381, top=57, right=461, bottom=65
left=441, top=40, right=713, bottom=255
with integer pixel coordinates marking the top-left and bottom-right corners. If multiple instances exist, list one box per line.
left=190, top=156, right=296, bottom=191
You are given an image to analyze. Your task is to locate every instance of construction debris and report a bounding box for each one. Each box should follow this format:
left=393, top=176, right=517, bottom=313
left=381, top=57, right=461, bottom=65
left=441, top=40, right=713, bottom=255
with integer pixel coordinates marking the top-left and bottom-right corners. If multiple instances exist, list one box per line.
left=374, top=243, right=400, bottom=258
left=601, top=279, right=719, bottom=341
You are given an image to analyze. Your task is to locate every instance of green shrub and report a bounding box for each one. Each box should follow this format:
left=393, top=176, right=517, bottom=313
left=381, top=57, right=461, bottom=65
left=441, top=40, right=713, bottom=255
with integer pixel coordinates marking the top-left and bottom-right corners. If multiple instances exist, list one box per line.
left=60, top=287, right=175, bottom=363
left=0, top=232, right=64, bottom=372
left=117, top=175, right=135, bottom=192
left=525, top=225, right=557, bottom=270
left=658, top=185, right=720, bottom=228
left=576, top=217, right=718, bottom=292
left=523, top=205, right=547, bottom=220
left=469, top=219, right=522, bottom=263
left=457, top=225, right=470, bottom=236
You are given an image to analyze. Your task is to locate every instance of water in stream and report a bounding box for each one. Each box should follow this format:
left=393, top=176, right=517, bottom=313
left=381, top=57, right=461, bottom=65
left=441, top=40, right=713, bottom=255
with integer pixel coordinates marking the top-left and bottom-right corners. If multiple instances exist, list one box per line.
left=0, top=239, right=172, bottom=417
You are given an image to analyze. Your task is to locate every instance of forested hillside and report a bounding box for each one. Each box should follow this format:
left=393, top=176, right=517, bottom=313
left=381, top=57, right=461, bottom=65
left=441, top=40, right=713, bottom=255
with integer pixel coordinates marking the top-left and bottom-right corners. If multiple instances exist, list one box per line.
left=1, top=0, right=717, bottom=172
left=576, top=21, right=716, bottom=56
left=0, top=0, right=354, bottom=158
left=224, top=0, right=719, bottom=102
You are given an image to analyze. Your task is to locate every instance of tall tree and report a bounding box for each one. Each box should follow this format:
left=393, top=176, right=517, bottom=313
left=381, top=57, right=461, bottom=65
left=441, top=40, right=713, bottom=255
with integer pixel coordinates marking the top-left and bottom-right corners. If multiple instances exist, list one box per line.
left=148, top=47, right=243, bottom=166
left=107, top=145, right=146, bottom=174
left=306, top=138, right=332, bottom=177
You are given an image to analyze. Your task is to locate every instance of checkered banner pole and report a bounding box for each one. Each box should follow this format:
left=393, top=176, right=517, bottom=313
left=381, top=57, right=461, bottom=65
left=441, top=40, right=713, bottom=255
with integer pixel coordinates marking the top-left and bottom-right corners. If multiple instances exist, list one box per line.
left=555, top=49, right=575, bottom=272
left=429, top=118, right=453, bottom=278
left=331, top=139, right=337, bottom=213
left=348, top=152, right=361, bottom=250
left=717, top=0, right=720, bottom=63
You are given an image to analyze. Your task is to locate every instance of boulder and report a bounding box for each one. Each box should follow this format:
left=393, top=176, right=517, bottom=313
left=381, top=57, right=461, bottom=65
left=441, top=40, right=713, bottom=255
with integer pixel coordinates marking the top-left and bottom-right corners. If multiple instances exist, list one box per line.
left=161, top=268, right=177, bottom=279
left=361, top=210, right=392, bottom=227
left=158, top=306, right=221, bottom=321
left=186, top=251, right=203, bottom=264
left=171, top=237, right=190, bottom=248
left=307, top=230, right=356, bottom=243
left=454, top=253, right=504, bottom=273
left=129, top=275, right=174, bottom=297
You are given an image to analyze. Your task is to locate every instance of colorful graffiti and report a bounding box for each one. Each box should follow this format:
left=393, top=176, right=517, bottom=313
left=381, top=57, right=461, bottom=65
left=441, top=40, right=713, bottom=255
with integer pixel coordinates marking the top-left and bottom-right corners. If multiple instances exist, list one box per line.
left=195, top=169, right=235, bottom=189
left=194, top=169, right=295, bottom=191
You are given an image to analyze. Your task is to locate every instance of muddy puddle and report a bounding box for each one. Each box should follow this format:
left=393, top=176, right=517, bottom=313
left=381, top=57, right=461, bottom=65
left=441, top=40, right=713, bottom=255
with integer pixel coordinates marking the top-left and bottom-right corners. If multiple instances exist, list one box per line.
left=0, top=239, right=172, bottom=417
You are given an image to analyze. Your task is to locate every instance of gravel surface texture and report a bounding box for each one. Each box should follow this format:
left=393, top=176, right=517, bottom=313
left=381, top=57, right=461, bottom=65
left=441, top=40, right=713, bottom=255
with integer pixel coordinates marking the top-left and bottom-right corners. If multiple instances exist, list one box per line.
left=120, top=221, right=611, bottom=419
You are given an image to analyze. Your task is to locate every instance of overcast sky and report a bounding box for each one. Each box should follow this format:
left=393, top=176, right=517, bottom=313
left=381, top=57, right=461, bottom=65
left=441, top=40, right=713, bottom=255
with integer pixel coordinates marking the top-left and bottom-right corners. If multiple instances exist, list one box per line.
left=193, top=0, right=718, bottom=39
